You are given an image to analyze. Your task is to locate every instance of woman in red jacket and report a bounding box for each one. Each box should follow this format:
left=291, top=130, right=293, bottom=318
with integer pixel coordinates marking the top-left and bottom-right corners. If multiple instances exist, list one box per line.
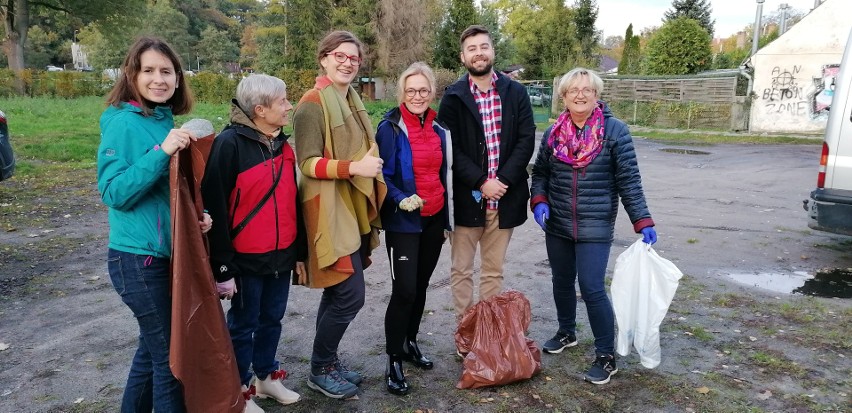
left=376, top=62, right=452, bottom=395
left=201, top=74, right=306, bottom=411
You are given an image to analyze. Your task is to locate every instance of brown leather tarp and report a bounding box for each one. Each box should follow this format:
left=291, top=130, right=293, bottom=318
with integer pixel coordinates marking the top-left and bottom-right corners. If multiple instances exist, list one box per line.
left=169, top=132, right=244, bottom=413
left=454, top=290, right=542, bottom=389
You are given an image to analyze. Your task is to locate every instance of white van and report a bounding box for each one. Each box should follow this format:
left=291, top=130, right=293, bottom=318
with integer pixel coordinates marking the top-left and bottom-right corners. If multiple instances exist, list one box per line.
left=804, top=29, right=852, bottom=236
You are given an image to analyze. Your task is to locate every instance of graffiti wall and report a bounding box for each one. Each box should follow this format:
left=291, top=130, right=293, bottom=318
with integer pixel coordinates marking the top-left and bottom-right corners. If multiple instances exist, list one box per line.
left=751, top=59, right=844, bottom=134
left=757, top=63, right=838, bottom=126
left=747, top=0, right=849, bottom=134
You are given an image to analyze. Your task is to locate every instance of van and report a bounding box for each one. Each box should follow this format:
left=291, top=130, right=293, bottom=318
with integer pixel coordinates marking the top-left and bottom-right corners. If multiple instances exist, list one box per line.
left=804, top=29, right=852, bottom=236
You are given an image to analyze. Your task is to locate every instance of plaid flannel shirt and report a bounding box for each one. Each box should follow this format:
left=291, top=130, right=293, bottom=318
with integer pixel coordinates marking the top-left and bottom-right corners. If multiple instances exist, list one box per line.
left=469, top=72, right=502, bottom=210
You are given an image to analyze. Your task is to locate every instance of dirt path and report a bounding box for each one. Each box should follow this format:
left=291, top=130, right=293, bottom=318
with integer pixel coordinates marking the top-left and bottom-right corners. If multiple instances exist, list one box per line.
left=0, top=138, right=849, bottom=412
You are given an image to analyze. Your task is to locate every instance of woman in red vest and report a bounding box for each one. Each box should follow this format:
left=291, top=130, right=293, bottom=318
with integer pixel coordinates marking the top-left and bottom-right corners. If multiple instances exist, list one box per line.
left=375, top=62, right=453, bottom=395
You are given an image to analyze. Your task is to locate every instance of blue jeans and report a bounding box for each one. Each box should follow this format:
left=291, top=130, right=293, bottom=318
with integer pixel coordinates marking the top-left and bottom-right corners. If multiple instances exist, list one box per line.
left=311, top=252, right=366, bottom=368
left=545, top=234, right=615, bottom=355
left=227, top=273, right=291, bottom=386
left=107, top=249, right=186, bottom=413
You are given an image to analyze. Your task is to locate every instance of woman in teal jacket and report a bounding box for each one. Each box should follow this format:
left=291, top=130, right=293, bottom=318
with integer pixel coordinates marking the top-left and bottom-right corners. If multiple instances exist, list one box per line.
left=97, top=36, right=209, bottom=413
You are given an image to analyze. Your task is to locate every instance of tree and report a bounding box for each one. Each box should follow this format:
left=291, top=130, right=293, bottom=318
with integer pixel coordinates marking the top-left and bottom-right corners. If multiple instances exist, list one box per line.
left=573, top=0, right=599, bottom=63
left=141, top=1, right=194, bottom=69
left=331, top=0, right=379, bottom=76
left=24, top=25, right=61, bottom=69
left=480, top=0, right=516, bottom=72
left=281, top=0, right=332, bottom=70
left=644, top=17, right=711, bottom=75
left=0, top=0, right=145, bottom=73
left=375, top=0, right=433, bottom=75
left=196, top=27, right=239, bottom=72
left=617, top=24, right=641, bottom=74
left=497, top=0, right=578, bottom=78
left=663, top=0, right=714, bottom=38
left=433, top=0, right=478, bottom=71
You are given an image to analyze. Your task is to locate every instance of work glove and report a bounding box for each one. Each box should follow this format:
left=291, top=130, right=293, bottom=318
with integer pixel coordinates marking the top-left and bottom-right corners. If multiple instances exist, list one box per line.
left=533, top=203, right=549, bottom=230
left=399, top=194, right=424, bottom=212
left=640, top=227, right=657, bottom=245
left=217, top=278, right=236, bottom=300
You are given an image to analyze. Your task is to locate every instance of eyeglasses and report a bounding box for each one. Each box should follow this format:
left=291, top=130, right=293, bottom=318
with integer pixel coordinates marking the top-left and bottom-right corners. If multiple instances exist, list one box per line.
left=404, top=88, right=431, bottom=98
left=567, top=87, right=596, bottom=96
left=326, top=52, right=362, bottom=66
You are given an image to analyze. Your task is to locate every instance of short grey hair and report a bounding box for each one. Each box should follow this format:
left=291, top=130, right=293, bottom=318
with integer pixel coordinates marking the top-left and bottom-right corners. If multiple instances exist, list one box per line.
left=236, top=74, right=287, bottom=119
left=396, top=62, right=436, bottom=104
left=557, top=67, right=604, bottom=97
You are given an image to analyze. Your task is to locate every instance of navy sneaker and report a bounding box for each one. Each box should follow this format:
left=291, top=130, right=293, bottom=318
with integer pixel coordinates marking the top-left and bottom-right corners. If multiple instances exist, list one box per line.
left=542, top=330, right=578, bottom=354
left=584, top=354, right=618, bottom=384
left=307, top=365, right=358, bottom=399
left=333, top=357, right=363, bottom=386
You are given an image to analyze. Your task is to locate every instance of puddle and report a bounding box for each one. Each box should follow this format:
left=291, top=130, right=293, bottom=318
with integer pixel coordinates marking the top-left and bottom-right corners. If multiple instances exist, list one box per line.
left=793, top=268, right=852, bottom=298
left=725, top=269, right=852, bottom=298
left=660, top=148, right=711, bottom=155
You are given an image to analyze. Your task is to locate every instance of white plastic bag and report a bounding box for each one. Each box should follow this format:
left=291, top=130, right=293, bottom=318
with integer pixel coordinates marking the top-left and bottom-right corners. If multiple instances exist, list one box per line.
left=611, top=238, right=683, bottom=368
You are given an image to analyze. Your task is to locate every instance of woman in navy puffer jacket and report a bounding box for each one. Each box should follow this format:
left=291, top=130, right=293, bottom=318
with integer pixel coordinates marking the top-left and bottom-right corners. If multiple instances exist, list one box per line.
left=530, top=67, right=656, bottom=386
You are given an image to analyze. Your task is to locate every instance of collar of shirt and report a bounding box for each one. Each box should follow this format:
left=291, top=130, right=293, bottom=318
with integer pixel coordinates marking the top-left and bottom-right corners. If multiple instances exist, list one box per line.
left=468, top=71, right=498, bottom=95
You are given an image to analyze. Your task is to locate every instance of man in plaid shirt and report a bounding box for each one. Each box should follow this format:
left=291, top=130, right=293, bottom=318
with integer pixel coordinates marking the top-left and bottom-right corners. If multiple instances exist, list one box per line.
left=438, top=25, right=536, bottom=321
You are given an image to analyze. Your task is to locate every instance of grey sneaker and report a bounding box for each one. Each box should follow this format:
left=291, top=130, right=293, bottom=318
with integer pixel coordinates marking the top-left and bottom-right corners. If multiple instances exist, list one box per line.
left=584, top=354, right=618, bottom=384
left=333, top=357, right=363, bottom=386
left=307, top=365, right=358, bottom=399
left=542, top=330, right=578, bottom=354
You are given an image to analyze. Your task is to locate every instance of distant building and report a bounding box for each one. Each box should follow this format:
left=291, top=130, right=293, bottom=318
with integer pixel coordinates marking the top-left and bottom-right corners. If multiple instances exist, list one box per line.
left=71, top=43, right=91, bottom=71
left=748, top=0, right=849, bottom=133
left=501, top=64, right=525, bottom=80
left=598, top=55, right=618, bottom=74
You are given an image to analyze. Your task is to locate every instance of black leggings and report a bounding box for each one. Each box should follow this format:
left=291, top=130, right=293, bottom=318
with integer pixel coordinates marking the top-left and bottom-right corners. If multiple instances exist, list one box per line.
left=384, top=210, right=446, bottom=354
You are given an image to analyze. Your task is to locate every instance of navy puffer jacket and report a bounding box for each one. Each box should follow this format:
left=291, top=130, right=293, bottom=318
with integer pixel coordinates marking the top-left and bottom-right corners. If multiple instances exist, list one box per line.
left=530, top=103, right=654, bottom=242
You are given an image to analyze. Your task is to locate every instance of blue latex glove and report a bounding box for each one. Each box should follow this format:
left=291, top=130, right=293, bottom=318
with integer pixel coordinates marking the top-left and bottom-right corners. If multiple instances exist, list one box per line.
left=533, top=203, right=549, bottom=230
left=641, top=227, right=657, bottom=245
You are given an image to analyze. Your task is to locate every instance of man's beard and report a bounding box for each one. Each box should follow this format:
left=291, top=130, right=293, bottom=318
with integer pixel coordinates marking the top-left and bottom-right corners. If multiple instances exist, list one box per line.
left=465, top=59, right=493, bottom=77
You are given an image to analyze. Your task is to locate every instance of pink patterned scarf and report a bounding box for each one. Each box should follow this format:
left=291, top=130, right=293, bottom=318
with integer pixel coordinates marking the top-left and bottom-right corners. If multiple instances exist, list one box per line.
left=547, top=104, right=605, bottom=168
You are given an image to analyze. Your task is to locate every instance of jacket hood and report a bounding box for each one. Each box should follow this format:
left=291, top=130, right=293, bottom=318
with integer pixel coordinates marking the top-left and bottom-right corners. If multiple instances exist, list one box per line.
left=228, top=99, right=289, bottom=147
left=599, top=101, right=614, bottom=119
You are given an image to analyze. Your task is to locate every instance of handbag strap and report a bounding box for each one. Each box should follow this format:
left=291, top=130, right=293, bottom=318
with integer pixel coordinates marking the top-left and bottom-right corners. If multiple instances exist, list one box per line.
left=229, top=155, right=285, bottom=240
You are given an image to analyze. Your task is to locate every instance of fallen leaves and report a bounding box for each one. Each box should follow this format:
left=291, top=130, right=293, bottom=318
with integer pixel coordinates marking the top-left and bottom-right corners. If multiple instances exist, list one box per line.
left=696, top=386, right=711, bottom=394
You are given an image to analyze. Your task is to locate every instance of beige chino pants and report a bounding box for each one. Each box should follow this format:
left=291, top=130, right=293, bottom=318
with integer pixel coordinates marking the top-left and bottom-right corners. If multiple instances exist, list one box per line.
left=449, top=209, right=514, bottom=319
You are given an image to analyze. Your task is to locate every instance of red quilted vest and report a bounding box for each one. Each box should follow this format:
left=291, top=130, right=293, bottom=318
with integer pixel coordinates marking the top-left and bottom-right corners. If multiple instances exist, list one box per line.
left=401, top=105, right=444, bottom=217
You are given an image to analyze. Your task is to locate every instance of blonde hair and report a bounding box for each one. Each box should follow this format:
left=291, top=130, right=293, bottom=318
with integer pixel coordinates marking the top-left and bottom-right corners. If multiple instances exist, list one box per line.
left=396, top=62, right=436, bottom=104
left=557, top=67, right=604, bottom=97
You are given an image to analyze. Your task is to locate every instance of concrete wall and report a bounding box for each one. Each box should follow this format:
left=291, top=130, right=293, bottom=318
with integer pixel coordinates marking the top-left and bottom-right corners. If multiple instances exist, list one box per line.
left=749, top=0, right=850, bottom=134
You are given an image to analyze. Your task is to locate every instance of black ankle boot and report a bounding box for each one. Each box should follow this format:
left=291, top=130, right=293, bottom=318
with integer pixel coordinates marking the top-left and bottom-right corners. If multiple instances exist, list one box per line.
left=404, top=340, right=434, bottom=370
left=386, top=355, right=410, bottom=395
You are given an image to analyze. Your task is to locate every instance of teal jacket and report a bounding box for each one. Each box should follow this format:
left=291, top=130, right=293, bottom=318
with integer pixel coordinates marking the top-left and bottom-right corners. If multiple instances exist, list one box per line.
left=97, top=102, right=174, bottom=258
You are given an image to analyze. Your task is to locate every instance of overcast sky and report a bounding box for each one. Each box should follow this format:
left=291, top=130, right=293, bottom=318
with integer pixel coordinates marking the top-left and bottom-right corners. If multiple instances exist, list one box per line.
left=597, top=0, right=822, bottom=39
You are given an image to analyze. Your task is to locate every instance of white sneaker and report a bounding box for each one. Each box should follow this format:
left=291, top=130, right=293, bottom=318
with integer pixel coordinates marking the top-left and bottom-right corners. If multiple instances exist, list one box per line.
left=255, top=371, right=300, bottom=405
left=241, top=385, right=264, bottom=413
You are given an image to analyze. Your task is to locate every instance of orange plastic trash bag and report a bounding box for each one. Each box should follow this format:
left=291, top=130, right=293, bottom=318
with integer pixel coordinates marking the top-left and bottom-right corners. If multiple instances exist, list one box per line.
left=454, top=290, right=541, bottom=389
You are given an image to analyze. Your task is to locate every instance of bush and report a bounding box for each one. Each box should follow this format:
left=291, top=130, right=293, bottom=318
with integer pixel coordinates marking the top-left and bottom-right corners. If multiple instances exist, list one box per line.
left=433, top=68, right=459, bottom=101
left=187, top=72, right=238, bottom=104
left=0, top=69, right=112, bottom=98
